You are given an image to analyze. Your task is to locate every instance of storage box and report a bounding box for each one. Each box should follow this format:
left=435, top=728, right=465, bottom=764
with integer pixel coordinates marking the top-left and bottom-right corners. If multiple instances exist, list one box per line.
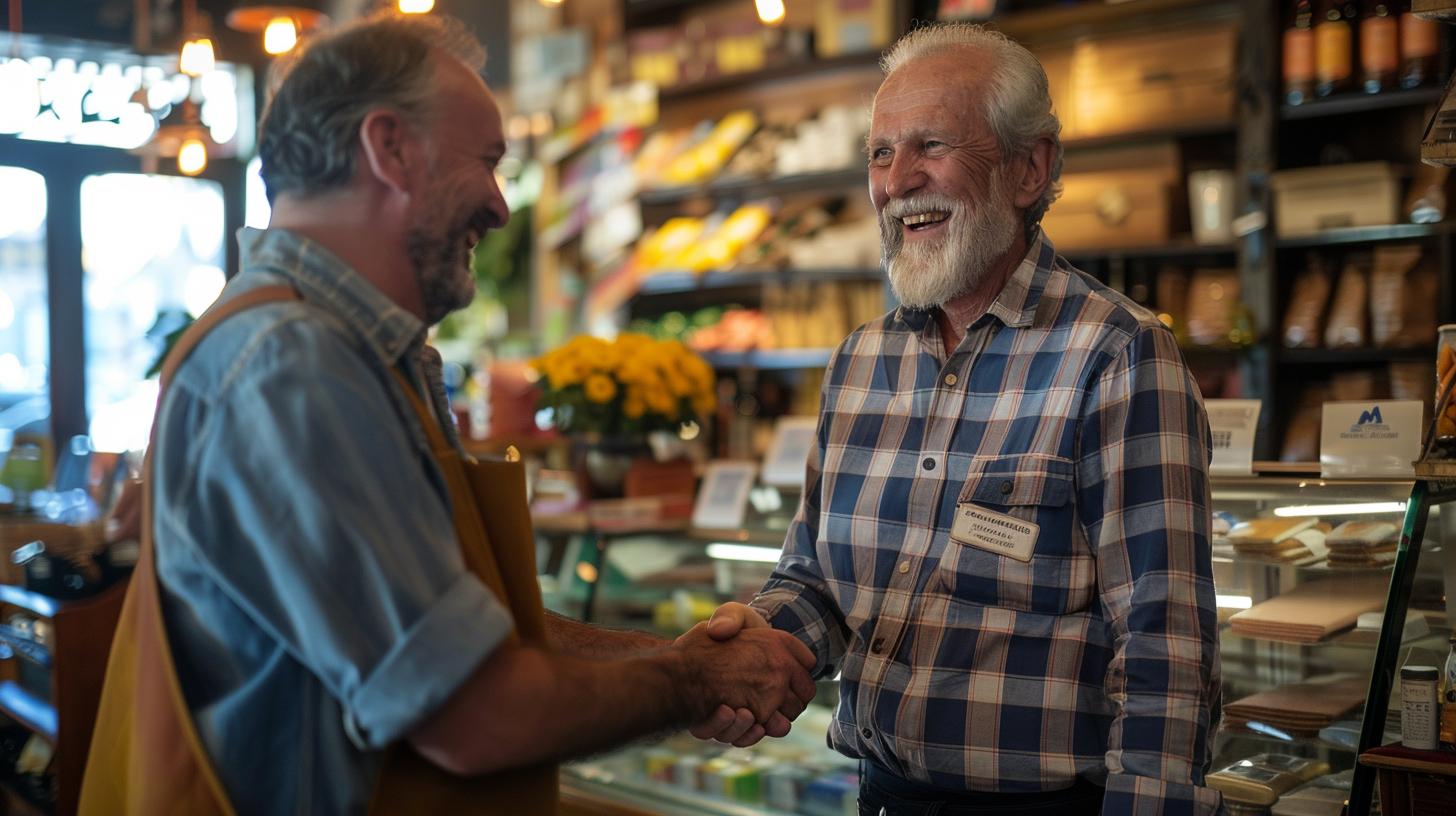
left=1067, top=23, right=1237, bottom=140
left=1271, top=162, right=1403, bottom=237
left=1040, top=143, right=1180, bottom=250
left=814, top=0, right=896, bottom=58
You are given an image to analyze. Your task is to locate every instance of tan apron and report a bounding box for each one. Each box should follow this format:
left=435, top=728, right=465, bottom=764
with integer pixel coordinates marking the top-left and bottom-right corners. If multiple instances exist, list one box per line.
left=79, top=286, right=559, bottom=815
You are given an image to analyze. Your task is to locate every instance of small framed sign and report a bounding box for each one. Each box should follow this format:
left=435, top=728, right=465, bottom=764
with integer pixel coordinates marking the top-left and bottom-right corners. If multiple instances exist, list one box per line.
left=761, top=416, right=818, bottom=488
left=691, top=461, right=758, bottom=531
left=1205, top=399, right=1261, bottom=476
left=1320, top=400, right=1424, bottom=479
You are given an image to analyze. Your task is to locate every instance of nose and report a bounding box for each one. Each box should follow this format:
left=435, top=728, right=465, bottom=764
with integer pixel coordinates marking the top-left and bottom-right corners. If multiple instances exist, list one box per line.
left=883, top=151, right=927, bottom=201
left=484, top=173, right=509, bottom=229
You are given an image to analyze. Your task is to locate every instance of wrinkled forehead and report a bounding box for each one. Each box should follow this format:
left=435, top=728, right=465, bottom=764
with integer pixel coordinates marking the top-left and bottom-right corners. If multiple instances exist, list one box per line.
left=869, top=74, right=985, bottom=141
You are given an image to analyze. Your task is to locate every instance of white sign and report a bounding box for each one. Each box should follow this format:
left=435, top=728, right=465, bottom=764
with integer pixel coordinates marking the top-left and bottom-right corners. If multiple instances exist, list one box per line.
left=760, top=416, right=818, bottom=488
left=1320, top=400, right=1424, bottom=479
left=691, top=461, right=757, bottom=531
left=1206, top=399, right=1262, bottom=476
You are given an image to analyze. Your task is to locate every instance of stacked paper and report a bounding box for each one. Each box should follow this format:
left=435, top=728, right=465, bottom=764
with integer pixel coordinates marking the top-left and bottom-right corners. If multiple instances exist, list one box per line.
left=1224, top=675, right=1368, bottom=738
left=1229, top=576, right=1388, bottom=643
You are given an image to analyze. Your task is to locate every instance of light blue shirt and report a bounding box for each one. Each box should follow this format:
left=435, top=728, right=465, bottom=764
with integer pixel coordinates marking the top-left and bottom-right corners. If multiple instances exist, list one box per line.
left=152, top=227, right=513, bottom=815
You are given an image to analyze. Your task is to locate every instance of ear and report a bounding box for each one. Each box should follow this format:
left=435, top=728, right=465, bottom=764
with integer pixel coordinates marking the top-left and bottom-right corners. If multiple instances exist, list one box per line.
left=357, top=108, right=424, bottom=196
left=1011, top=136, right=1055, bottom=211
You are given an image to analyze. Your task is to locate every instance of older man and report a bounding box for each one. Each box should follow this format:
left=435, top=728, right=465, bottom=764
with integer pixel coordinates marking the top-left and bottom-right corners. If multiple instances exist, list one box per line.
left=702, top=24, right=1223, bottom=816
left=81, top=12, right=815, bottom=815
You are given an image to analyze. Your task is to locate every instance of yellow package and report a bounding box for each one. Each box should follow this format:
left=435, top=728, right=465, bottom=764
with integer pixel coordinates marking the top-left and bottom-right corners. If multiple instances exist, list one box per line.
left=637, top=218, right=706, bottom=271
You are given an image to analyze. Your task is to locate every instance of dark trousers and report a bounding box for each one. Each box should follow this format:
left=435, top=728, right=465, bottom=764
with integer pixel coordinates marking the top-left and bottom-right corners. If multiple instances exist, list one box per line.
left=857, top=761, right=1104, bottom=816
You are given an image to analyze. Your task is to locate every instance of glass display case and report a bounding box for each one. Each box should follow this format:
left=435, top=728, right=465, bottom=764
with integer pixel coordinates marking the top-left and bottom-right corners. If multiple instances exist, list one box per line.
left=539, top=471, right=1452, bottom=816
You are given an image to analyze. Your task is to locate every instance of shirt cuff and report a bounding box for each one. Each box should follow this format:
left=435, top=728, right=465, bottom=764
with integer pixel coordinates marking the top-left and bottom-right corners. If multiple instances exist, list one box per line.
left=1102, top=772, right=1224, bottom=816
left=343, top=572, right=513, bottom=749
left=752, top=585, right=837, bottom=678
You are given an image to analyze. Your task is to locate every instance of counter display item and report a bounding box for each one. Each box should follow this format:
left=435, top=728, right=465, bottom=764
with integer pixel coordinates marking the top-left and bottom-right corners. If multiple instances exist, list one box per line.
left=1269, top=770, right=1353, bottom=816
left=1326, top=519, right=1401, bottom=567
left=1225, top=674, right=1370, bottom=738
left=1207, top=753, right=1330, bottom=807
left=1229, top=575, right=1389, bottom=642
left=1399, top=665, right=1441, bottom=750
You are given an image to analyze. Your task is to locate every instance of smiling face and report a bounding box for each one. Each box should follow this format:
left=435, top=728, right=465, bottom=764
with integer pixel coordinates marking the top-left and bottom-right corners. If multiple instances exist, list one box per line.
left=405, top=56, right=509, bottom=325
left=868, top=48, right=1020, bottom=309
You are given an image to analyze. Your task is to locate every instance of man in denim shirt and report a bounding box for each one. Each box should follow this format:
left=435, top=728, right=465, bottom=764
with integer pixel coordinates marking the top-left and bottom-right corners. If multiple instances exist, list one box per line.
left=126, top=12, right=816, bottom=814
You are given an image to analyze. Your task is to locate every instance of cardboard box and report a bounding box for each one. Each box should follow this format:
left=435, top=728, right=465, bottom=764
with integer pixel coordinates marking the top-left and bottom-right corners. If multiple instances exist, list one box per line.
left=1041, top=143, right=1181, bottom=250
left=1067, top=23, right=1237, bottom=140
left=814, top=0, right=896, bottom=58
left=1271, top=162, right=1404, bottom=236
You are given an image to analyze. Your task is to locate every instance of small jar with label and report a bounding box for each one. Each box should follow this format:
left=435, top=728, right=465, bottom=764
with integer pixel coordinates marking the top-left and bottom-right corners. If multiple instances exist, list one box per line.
left=1401, top=665, right=1440, bottom=751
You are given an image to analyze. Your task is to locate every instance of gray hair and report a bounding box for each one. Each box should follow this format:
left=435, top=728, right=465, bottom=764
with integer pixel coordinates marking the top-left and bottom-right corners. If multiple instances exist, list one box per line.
left=257, top=11, right=486, bottom=203
left=880, top=23, right=1064, bottom=240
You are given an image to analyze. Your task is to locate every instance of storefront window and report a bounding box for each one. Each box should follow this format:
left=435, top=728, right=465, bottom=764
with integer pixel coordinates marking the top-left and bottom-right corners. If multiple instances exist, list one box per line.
left=246, top=155, right=271, bottom=229
left=81, top=173, right=226, bottom=452
left=0, top=166, right=49, bottom=438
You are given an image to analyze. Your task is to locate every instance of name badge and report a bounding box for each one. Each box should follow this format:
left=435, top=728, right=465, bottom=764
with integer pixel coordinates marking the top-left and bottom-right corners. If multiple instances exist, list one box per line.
left=950, top=504, right=1039, bottom=562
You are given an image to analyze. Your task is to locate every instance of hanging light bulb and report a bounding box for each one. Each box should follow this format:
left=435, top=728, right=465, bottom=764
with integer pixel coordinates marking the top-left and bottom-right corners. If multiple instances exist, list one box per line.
left=178, top=36, right=216, bottom=76
left=397, top=0, right=435, bottom=12
left=538, top=0, right=564, bottom=6
left=755, top=0, right=786, bottom=26
left=262, top=16, right=299, bottom=54
left=177, top=138, right=208, bottom=176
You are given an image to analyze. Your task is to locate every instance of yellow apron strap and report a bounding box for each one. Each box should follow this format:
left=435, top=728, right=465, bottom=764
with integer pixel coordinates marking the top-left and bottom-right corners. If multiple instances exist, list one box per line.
left=81, top=286, right=299, bottom=816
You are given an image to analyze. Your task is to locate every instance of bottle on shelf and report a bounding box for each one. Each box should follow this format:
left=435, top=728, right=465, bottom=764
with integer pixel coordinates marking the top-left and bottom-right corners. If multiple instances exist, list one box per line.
left=1399, top=1, right=1441, bottom=89
left=1316, top=0, right=1358, bottom=96
left=1440, top=633, right=1456, bottom=749
left=1286, top=0, right=1317, bottom=104
left=1361, top=1, right=1399, bottom=93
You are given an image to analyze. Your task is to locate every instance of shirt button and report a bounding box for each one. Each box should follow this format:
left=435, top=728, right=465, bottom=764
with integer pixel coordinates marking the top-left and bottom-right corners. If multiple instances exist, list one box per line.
left=922, top=457, right=936, bottom=471
left=1000, top=480, right=1014, bottom=494
left=943, top=372, right=958, bottom=386
left=871, top=637, right=885, bottom=653
left=861, top=727, right=873, bottom=740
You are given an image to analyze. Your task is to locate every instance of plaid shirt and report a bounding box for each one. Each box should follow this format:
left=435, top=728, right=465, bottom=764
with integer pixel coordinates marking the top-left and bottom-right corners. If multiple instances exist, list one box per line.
left=753, top=232, right=1223, bottom=815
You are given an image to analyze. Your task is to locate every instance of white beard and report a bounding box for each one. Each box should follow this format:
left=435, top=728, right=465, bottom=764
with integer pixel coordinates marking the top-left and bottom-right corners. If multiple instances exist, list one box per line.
left=879, top=179, right=1018, bottom=310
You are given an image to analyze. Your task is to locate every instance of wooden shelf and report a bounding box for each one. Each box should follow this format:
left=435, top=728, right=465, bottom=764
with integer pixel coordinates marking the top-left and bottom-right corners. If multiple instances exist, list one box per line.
left=992, top=0, right=1235, bottom=42
left=638, top=167, right=867, bottom=207
left=1282, top=86, right=1444, bottom=120
left=1062, top=241, right=1238, bottom=261
left=1279, top=347, right=1434, bottom=364
left=1275, top=222, right=1456, bottom=248
left=0, top=681, right=56, bottom=745
left=635, top=267, right=881, bottom=296
left=655, top=52, right=882, bottom=102
left=1062, top=121, right=1236, bottom=152
left=700, top=349, right=833, bottom=370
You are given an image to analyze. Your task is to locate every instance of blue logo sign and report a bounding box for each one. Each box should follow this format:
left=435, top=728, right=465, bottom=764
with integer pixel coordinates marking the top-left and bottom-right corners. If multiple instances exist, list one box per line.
left=1358, top=406, right=1384, bottom=426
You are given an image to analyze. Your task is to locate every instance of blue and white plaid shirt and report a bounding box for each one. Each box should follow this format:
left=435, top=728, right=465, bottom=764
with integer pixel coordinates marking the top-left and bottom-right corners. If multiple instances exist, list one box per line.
left=753, top=232, right=1223, bottom=815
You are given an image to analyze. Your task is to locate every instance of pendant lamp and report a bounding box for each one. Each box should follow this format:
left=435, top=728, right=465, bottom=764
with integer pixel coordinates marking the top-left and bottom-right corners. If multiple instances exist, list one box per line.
left=225, top=2, right=330, bottom=55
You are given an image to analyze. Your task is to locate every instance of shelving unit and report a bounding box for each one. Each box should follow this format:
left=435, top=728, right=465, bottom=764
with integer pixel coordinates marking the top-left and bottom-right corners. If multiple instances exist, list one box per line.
left=1275, top=222, right=1456, bottom=249
left=637, top=167, right=868, bottom=207
left=634, top=267, right=881, bottom=297
left=0, top=581, right=125, bottom=816
left=1280, top=86, right=1445, bottom=120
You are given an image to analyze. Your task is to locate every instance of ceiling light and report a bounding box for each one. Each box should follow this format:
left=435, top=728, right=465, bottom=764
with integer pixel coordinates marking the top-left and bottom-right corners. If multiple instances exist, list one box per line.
left=756, top=0, right=786, bottom=25
left=705, top=543, right=782, bottom=563
left=177, top=138, right=208, bottom=175
left=398, top=0, right=436, bottom=12
left=178, top=37, right=215, bottom=77
left=1271, top=502, right=1407, bottom=518
left=262, top=16, right=299, bottom=55
left=226, top=3, right=329, bottom=52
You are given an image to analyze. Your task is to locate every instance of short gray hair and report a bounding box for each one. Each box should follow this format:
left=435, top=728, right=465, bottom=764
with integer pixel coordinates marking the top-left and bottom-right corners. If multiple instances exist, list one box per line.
left=880, top=23, right=1064, bottom=240
left=257, top=11, right=486, bottom=203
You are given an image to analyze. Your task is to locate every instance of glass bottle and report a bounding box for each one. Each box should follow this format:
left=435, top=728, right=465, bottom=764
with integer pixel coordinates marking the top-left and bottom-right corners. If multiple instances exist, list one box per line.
left=1286, top=0, right=1317, bottom=104
left=1361, top=1, right=1399, bottom=93
left=1316, top=0, right=1357, bottom=96
left=1400, top=1, right=1441, bottom=89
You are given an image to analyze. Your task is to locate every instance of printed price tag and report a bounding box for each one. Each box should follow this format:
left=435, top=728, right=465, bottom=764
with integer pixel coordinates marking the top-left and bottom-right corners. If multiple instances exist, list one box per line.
left=1206, top=399, right=1261, bottom=476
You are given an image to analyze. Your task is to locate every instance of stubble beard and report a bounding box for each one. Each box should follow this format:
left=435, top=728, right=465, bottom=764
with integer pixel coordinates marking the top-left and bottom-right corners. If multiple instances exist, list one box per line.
left=406, top=198, right=478, bottom=326
left=880, top=174, right=1019, bottom=310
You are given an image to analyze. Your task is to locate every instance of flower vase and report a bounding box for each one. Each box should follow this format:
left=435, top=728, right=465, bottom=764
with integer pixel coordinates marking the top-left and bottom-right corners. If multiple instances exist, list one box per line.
left=575, top=434, right=651, bottom=499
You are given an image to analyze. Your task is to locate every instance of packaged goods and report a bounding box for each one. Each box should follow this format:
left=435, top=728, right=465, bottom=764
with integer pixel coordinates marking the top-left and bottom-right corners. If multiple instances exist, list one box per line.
left=1370, top=244, right=1437, bottom=348
left=1229, top=576, right=1388, bottom=642
left=1282, top=255, right=1333, bottom=348
left=1399, top=665, right=1440, bottom=750
left=1186, top=269, right=1241, bottom=347
left=1271, top=163, right=1402, bottom=237
left=1207, top=754, right=1330, bottom=806
left=1324, top=256, right=1370, bottom=348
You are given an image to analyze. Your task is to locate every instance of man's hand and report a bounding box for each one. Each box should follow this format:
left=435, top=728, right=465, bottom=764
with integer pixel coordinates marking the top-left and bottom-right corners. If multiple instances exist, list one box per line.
left=679, top=602, right=816, bottom=748
left=674, top=622, right=816, bottom=749
left=105, top=479, right=143, bottom=543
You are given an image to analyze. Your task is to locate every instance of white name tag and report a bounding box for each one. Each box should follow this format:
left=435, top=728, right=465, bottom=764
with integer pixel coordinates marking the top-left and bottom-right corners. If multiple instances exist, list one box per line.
left=950, top=504, right=1039, bottom=562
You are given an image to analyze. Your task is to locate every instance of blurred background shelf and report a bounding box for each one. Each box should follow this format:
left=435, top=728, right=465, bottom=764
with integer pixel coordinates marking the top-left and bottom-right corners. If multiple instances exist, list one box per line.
left=1281, top=86, right=1444, bottom=120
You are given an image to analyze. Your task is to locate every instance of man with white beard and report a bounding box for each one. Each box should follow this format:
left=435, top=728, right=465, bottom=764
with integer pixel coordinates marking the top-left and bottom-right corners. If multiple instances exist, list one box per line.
left=696, top=23, right=1224, bottom=816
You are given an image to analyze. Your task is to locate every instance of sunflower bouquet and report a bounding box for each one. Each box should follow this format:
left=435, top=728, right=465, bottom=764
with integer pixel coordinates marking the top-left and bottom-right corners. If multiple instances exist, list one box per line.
left=531, top=333, right=717, bottom=437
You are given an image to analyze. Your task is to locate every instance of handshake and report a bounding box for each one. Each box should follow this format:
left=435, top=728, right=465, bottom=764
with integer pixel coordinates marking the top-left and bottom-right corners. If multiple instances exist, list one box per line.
left=670, top=602, right=818, bottom=748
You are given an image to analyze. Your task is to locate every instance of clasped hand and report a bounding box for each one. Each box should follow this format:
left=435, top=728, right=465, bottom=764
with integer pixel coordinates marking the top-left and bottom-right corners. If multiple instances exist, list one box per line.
left=672, top=602, right=816, bottom=748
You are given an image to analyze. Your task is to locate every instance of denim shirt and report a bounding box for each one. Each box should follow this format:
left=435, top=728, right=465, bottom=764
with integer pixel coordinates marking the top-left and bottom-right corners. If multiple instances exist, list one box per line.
left=151, top=228, right=512, bottom=815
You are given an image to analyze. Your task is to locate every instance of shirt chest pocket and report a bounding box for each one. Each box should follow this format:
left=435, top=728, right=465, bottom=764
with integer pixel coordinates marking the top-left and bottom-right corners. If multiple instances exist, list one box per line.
left=935, top=454, right=1095, bottom=616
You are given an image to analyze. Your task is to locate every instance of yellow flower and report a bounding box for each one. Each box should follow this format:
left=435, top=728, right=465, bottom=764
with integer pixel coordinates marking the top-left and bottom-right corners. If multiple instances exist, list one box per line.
left=645, top=386, right=675, bottom=415
left=693, top=393, right=716, bottom=417
left=623, top=394, right=646, bottom=419
left=584, top=374, right=617, bottom=404
left=554, top=358, right=588, bottom=387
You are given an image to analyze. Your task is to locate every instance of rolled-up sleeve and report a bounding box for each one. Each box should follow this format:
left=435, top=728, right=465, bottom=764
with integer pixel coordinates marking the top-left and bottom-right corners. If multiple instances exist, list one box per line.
left=1075, top=325, right=1223, bottom=815
left=158, top=326, right=513, bottom=749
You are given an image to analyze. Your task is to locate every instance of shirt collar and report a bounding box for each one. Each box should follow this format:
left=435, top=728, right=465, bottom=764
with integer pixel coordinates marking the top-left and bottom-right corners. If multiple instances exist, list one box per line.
left=236, top=227, right=426, bottom=365
left=892, top=229, right=1058, bottom=333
